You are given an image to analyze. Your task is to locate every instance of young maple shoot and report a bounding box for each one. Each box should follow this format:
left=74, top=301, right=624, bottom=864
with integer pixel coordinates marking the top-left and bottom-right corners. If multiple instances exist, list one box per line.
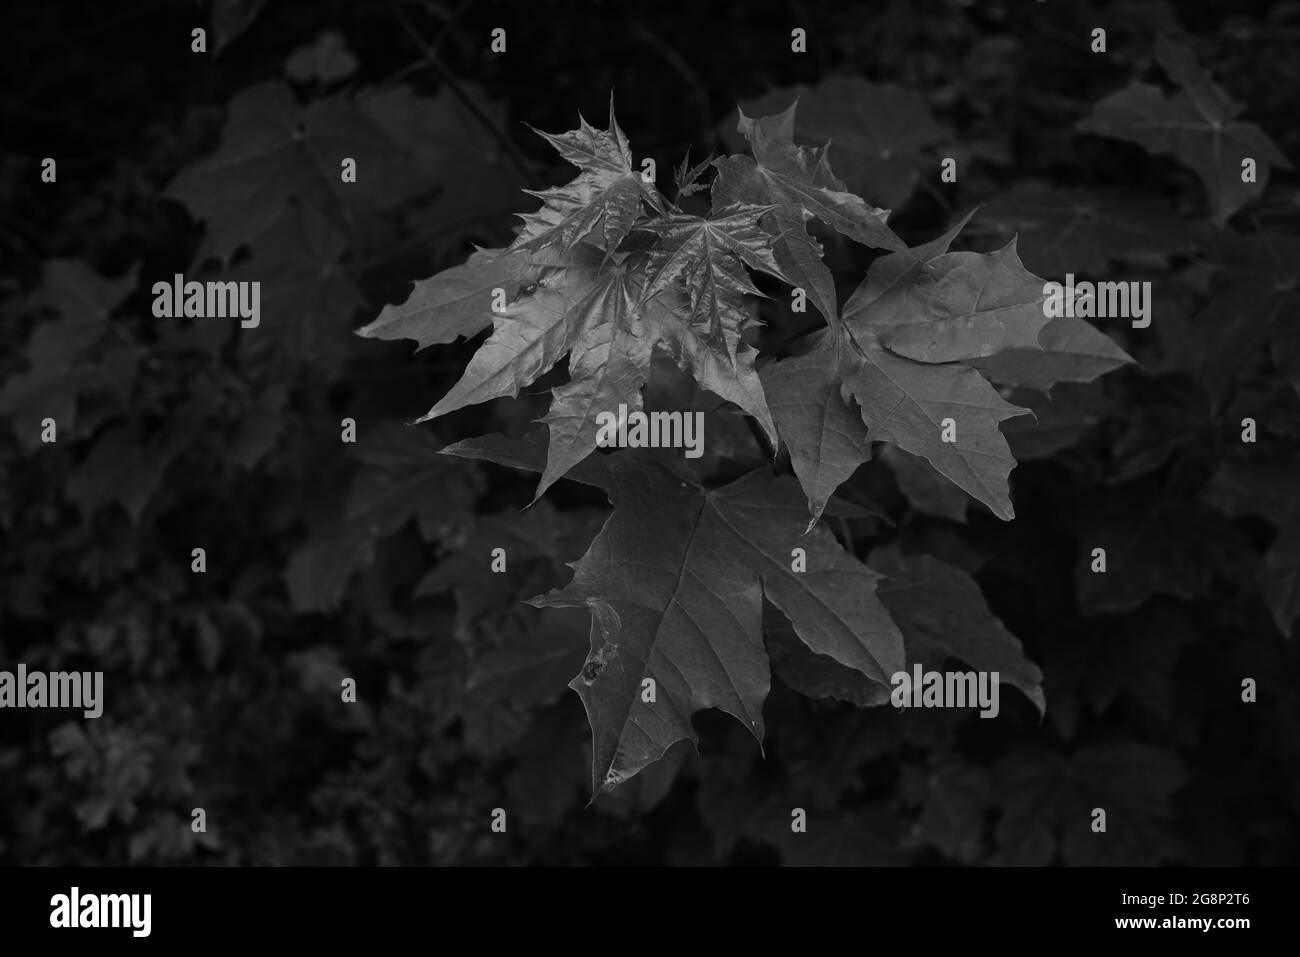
left=361, top=96, right=1131, bottom=796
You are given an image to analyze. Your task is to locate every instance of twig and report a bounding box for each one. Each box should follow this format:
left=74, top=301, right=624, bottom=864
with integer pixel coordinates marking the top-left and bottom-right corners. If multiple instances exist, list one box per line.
left=629, top=20, right=716, bottom=150
left=384, top=0, right=540, bottom=191
left=374, top=0, right=477, bottom=91
left=425, top=0, right=477, bottom=55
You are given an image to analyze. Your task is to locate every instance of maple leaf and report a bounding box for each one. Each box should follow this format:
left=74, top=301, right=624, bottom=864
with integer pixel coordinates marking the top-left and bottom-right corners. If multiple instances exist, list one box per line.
left=673, top=147, right=713, bottom=198
left=409, top=244, right=606, bottom=421
left=396, top=248, right=665, bottom=502
left=65, top=378, right=228, bottom=525
left=636, top=203, right=789, bottom=351
left=1078, top=36, right=1291, bottom=226
left=510, top=100, right=662, bottom=255
left=466, top=609, right=590, bottom=711
left=841, top=212, right=1051, bottom=364
left=901, top=760, right=992, bottom=863
left=993, top=741, right=1187, bottom=865
left=0, top=259, right=140, bottom=450
left=643, top=354, right=766, bottom=468
left=1074, top=490, right=1256, bottom=616
left=286, top=423, right=482, bottom=612
left=66, top=417, right=197, bottom=524
left=224, top=199, right=365, bottom=372
left=357, top=246, right=541, bottom=351
left=712, top=100, right=908, bottom=324
left=730, top=77, right=947, bottom=209
left=1204, top=460, right=1300, bottom=636
left=444, top=434, right=905, bottom=796
left=870, top=547, right=1045, bottom=714
left=534, top=261, right=657, bottom=497
left=767, top=326, right=1030, bottom=525
left=344, top=424, right=482, bottom=542
left=167, top=81, right=423, bottom=266
left=417, top=500, right=606, bottom=641
left=763, top=215, right=1049, bottom=523
left=715, top=102, right=907, bottom=254
left=976, top=183, right=1192, bottom=276
left=369, top=98, right=1051, bottom=504
left=359, top=83, right=524, bottom=255
left=637, top=277, right=777, bottom=449
left=839, top=343, right=1029, bottom=521
left=971, top=317, right=1134, bottom=394
left=765, top=611, right=888, bottom=707
left=759, top=337, right=873, bottom=526
left=1181, top=231, right=1300, bottom=405
left=367, top=240, right=778, bottom=499
left=768, top=548, right=1045, bottom=714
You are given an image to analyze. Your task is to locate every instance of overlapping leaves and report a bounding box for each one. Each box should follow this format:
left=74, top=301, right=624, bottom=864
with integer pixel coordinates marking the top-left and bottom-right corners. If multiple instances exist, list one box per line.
left=445, top=433, right=907, bottom=793
left=367, top=100, right=1121, bottom=521
left=511, top=101, right=663, bottom=255
left=367, top=97, right=1130, bottom=792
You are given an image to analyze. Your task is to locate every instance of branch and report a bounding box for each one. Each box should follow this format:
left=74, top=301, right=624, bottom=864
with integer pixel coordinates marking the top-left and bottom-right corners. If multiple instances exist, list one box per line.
left=384, top=0, right=541, bottom=191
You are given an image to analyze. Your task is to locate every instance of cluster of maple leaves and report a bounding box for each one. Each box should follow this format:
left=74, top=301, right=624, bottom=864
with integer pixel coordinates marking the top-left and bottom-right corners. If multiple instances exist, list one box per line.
left=357, top=45, right=1273, bottom=789
left=354, top=30, right=1296, bottom=797
left=2, top=1, right=1296, bottom=864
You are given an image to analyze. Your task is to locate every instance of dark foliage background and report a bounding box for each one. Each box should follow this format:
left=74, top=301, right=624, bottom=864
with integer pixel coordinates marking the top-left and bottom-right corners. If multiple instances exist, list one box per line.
left=1, top=0, right=1297, bottom=865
